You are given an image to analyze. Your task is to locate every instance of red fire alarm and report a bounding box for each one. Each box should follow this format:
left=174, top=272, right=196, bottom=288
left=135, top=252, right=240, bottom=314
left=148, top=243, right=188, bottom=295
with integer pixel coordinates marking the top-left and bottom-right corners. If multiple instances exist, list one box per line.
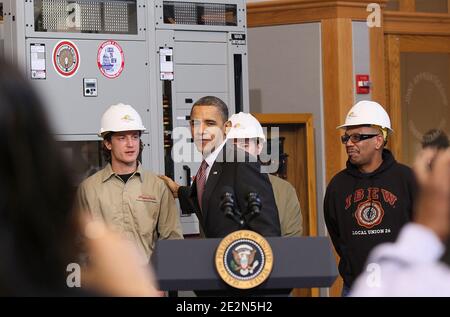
left=356, top=74, right=371, bottom=94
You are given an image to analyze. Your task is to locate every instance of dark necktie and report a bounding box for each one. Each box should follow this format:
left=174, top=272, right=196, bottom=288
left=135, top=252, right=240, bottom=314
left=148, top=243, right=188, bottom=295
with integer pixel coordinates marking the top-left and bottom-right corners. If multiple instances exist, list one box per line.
left=196, top=160, right=208, bottom=211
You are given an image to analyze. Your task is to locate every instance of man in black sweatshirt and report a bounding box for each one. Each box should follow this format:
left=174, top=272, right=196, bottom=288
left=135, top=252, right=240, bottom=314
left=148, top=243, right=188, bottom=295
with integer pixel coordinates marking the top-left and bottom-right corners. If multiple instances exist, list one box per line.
left=324, top=100, right=416, bottom=296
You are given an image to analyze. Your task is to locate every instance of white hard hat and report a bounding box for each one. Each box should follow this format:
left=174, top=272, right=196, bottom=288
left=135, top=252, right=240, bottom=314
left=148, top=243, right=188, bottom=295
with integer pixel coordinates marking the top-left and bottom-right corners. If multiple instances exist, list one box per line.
left=99, top=103, right=146, bottom=137
left=337, top=100, right=393, bottom=132
left=226, top=112, right=266, bottom=142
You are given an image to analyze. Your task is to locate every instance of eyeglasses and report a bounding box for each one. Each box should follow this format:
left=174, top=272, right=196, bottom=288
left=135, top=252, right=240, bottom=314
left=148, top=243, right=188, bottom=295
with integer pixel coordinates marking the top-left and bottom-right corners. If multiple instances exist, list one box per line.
left=341, top=133, right=380, bottom=144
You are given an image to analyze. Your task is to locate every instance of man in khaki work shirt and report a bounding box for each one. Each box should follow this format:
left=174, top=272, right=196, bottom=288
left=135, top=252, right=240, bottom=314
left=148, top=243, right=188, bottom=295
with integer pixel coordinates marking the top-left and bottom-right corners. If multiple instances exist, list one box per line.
left=77, top=103, right=183, bottom=262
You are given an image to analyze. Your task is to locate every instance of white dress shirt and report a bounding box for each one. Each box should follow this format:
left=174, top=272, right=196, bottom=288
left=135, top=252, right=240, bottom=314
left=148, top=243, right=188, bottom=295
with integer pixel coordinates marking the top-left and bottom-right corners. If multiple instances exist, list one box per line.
left=204, top=140, right=226, bottom=181
left=350, top=223, right=450, bottom=297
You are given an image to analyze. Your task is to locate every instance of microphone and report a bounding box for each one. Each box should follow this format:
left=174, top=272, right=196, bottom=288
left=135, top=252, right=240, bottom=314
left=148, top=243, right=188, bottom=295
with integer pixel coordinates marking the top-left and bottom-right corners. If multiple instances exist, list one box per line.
left=220, top=186, right=244, bottom=227
left=245, top=189, right=262, bottom=223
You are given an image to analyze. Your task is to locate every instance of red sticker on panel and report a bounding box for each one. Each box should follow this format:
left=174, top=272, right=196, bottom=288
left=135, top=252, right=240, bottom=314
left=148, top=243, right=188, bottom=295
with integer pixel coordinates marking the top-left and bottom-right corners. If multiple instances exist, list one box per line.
left=53, top=40, right=80, bottom=78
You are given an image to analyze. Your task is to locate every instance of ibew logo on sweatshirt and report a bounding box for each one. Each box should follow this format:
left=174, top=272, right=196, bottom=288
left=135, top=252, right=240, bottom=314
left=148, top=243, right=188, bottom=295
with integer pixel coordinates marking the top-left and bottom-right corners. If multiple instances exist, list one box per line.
left=355, top=200, right=384, bottom=229
left=345, top=188, right=398, bottom=229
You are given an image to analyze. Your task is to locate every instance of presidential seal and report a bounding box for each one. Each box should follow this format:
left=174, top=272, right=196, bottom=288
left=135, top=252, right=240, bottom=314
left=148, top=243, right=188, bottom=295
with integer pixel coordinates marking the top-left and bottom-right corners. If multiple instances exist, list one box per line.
left=215, top=230, right=273, bottom=289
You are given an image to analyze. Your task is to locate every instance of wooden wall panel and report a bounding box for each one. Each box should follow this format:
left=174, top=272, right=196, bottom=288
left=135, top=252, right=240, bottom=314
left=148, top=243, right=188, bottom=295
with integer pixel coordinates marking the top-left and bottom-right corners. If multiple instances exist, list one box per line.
left=321, top=18, right=354, bottom=181
left=370, top=20, right=388, bottom=106
left=321, top=18, right=355, bottom=297
left=385, top=35, right=402, bottom=161
left=399, top=35, right=450, bottom=51
left=384, top=12, right=450, bottom=36
left=399, top=0, right=415, bottom=12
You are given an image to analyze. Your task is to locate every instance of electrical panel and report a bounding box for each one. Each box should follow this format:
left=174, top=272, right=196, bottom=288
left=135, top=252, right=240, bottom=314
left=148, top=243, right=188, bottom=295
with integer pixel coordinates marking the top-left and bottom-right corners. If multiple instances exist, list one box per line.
left=1, top=0, right=249, bottom=235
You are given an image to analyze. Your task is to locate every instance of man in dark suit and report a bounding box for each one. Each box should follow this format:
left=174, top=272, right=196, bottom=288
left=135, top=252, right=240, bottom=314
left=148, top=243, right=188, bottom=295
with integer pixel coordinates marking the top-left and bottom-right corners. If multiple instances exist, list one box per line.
left=160, top=96, right=281, bottom=238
